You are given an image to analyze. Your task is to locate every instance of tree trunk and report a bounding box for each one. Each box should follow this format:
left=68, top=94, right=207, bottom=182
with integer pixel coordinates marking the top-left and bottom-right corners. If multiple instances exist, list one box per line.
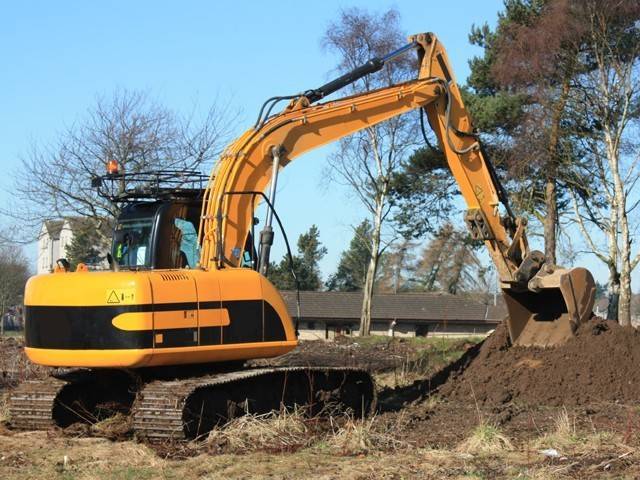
left=359, top=202, right=383, bottom=336
left=606, top=270, right=620, bottom=321
left=617, top=166, right=633, bottom=326
left=618, top=266, right=632, bottom=326
left=544, top=76, right=572, bottom=265
left=543, top=180, right=557, bottom=265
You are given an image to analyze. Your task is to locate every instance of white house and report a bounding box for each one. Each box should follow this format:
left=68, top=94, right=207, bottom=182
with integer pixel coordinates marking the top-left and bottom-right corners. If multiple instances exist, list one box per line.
left=37, top=218, right=109, bottom=274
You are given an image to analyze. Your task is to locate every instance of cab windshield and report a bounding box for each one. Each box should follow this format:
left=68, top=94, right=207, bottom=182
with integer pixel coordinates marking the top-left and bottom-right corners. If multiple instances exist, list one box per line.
left=112, top=219, right=153, bottom=268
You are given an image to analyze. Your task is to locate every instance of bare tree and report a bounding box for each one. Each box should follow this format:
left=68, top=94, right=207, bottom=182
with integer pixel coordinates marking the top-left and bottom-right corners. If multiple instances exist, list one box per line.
left=376, top=237, right=417, bottom=294
left=569, top=1, right=640, bottom=325
left=3, top=89, right=236, bottom=242
left=322, top=8, right=419, bottom=335
left=0, top=244, right=30, bottom=335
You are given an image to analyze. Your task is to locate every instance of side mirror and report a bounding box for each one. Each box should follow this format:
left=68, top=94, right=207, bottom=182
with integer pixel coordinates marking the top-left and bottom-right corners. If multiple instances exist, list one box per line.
left=55, top=258, right=71, bottom=273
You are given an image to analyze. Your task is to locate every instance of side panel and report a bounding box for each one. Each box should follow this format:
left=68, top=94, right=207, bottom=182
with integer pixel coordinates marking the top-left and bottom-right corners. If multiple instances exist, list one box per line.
left=24, top=268, right=298, bottom=368
left=193, top=271, right=225, bottom=345
left=217, top=269, right=266, bottom=344
left=147, top=272, right=198, bottom=348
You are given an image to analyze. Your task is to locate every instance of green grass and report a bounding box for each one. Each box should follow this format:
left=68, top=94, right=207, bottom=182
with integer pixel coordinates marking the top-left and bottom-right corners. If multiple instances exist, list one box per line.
left=1, top=330, right=24, bottom=339
left=350, top=334, right=483, bottom=348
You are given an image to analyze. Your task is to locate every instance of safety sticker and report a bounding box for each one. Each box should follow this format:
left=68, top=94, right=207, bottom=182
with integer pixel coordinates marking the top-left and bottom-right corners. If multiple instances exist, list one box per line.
left=106, top=288, right=136, bottom=304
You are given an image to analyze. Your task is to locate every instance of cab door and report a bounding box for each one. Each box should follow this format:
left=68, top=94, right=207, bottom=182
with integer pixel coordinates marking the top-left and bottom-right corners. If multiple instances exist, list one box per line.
left=148, top=271, right=198, bottom=348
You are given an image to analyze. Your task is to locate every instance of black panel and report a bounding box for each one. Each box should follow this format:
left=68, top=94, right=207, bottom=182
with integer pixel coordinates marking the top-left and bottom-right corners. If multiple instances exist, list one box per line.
left=263, top=302, right=287, bottom=342
left=221, top=300, right=263, bottom=343
left=158, top=327, right=197, bottom=348
left=199, top=326, right=222, bottom=345
left=25, top=305, right=153, bottom=349
left=25, top=300, right=287, bottom=351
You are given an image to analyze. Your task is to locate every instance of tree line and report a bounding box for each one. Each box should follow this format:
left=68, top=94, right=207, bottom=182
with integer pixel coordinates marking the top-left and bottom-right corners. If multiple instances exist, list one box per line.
left=267, top=221, right=492, bottom=296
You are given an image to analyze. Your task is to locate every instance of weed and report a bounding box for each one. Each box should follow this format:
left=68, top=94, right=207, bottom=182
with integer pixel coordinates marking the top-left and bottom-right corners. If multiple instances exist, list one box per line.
left=91, top=412, right=132, bottom=440
left=206, top=406, right=313, bottom=453
left=457, top=420, right=513, bottom=454
left=323, top=412, right=411, bottom=455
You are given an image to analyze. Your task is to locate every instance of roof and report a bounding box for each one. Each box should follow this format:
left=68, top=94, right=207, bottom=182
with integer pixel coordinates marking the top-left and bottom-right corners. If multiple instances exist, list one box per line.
left=280, top=290, right=506, bottom=324
left=41, top=217, right=112, bottom=239
left=42, top=220, right=65, bottom=239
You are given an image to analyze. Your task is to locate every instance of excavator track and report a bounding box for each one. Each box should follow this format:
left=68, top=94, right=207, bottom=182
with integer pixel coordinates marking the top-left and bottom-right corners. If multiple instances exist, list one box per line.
left=8, top=367, right=375, bottom=443
left=133, top=367, right=376, bottom=443
left=8, top=369, right=137, bottom=432
left=8, top=379, right=67, bottom=431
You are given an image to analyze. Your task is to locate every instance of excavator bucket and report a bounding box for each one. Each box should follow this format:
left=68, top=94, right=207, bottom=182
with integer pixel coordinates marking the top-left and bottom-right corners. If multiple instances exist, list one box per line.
left=503, top=267, right=596, bottom=347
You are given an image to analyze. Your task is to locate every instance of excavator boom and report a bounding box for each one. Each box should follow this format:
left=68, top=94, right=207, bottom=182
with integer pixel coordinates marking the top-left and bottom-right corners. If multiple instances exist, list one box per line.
left=198, top=32, right=596, bottom=347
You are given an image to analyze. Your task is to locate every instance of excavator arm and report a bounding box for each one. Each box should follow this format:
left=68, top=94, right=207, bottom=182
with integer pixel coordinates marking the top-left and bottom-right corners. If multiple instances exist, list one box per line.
left=198, top=32, right=596, bottom=347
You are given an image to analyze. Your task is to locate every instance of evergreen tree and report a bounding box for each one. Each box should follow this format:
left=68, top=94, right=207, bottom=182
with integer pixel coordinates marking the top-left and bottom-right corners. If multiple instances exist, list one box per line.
left=267, top=225, right=327, bottom=291
left=326, top=220, right=374, bottom=291
left=65, top=221, right=108, bottom=269
left=376, top=237, right=417, bottom=293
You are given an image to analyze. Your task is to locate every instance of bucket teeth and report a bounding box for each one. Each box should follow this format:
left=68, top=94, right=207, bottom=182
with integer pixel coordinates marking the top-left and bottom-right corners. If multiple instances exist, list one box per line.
left=504, top=267, right=596, bottom=347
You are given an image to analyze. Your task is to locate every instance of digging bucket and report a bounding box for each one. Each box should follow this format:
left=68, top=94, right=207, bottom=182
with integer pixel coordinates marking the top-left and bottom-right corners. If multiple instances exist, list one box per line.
left=503, top=267, right=596, bottom=347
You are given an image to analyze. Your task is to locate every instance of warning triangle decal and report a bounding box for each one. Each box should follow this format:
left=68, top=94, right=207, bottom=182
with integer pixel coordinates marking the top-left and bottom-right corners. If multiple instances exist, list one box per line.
left=107, top=290, right=121, bottom=304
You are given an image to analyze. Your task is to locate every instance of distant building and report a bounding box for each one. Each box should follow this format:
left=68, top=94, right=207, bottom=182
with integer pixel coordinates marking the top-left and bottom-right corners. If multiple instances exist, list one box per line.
left=280, top=290, right=505, bottom=340
left=37, top=218, right=109, bottom=274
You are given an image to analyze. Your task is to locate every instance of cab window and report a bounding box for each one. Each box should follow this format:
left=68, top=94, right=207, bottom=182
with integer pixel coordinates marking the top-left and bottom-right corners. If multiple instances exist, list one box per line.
left=113, top=219, right=153, bottom=268
left=174, top=218, right=200, bottom=268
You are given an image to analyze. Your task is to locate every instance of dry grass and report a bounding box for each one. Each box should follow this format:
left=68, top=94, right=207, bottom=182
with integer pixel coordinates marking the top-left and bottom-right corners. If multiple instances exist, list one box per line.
left=201, top=406, right=413, bottom=457
left=321, top=412, right=411, bottom=455
left=532, top=407, right=632, bottom=461
left=533, top=407, right=582, bottom=452
left=0, top=392, right=9, bottom=423
left=90, top=413, right=131, bottom=440
left=206, top=407, right=313, bottom=453
left=457, top=420, right=514, bottom=454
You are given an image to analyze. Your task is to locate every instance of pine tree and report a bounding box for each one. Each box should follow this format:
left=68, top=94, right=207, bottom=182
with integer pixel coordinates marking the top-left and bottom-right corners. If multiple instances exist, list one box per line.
left=412, top=224, right=488, bottom=294
left=65, top=222, right=108, bottom=269
left=267, top=225, right=327, bottom=291
left=326, top=220, right=374, bottom=291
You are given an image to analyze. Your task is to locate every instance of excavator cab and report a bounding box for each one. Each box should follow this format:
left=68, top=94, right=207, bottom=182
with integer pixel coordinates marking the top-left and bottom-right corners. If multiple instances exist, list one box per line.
left=92, top=168, right=208, bottom=271
left=111, top=198, right=202, bottom=270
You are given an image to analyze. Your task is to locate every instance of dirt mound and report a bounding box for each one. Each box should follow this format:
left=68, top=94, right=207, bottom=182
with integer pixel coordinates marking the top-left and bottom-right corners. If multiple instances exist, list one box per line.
left=438, top=318, right=640, bottom=406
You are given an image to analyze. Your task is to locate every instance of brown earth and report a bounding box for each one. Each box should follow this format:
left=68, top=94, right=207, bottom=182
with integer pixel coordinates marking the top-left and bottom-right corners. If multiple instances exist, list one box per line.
left=251, top=335, right=472, bottom=375
left=436, top=318, right=640, bottom=407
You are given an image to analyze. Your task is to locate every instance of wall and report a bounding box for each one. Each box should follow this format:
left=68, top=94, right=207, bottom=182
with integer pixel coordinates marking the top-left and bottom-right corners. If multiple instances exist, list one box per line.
left=296, top=318, right=496, bottom=341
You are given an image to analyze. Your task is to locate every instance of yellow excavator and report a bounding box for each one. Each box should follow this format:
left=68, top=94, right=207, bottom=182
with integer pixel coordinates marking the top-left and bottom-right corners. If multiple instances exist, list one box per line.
left=10, top=32, right=595, bottom=441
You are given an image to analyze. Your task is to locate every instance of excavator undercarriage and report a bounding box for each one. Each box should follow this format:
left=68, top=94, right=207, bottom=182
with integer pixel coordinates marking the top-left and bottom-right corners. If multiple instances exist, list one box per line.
left=9, top=366, right=376, bottom=442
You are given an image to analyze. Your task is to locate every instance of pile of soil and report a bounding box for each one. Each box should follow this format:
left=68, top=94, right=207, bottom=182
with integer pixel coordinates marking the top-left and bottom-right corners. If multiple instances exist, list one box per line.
left=438, top=318, right=640, bottom=406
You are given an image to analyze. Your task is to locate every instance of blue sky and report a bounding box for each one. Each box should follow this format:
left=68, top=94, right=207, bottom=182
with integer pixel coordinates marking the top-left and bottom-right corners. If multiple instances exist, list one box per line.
left=9, top=0, right=615, bottom=289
